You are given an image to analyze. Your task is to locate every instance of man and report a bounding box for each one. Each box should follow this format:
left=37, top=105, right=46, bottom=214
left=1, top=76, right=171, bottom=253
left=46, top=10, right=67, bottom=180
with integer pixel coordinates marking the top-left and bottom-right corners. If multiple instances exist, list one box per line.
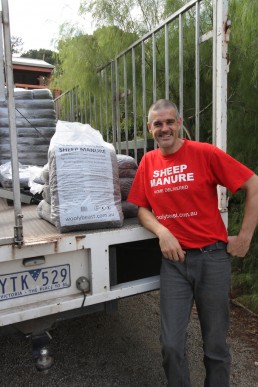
left=127, top=99, right=258, bottom=387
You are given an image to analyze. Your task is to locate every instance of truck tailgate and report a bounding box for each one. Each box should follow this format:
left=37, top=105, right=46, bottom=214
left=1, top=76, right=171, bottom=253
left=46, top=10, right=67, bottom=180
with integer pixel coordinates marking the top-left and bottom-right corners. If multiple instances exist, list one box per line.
left=0, top=197, right=160, bottom=327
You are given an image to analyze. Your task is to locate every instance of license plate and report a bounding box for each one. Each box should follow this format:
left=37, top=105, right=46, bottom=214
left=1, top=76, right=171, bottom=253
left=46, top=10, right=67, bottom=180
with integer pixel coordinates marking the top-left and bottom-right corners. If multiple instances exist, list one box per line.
left=0, top=264, right=71, bottom=301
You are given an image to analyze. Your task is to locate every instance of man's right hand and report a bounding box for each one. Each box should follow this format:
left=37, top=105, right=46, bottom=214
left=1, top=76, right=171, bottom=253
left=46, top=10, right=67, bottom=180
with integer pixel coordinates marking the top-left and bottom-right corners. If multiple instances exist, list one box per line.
left=137, top=206, right=186, bottom=262
left=157, top=227, right=186, bottom=262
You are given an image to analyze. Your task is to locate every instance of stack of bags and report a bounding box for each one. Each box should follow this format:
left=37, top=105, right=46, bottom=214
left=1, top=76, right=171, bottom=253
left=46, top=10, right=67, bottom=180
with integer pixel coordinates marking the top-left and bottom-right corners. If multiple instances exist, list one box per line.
left=117, top=154, right=138, bottom=218
left=36, top=164, right=52, bottom=223
left=37, top=121, right=124, bottom=232
left=0, top=88, right=56, bottom=168
left=0, top=162, right=32, bottom=188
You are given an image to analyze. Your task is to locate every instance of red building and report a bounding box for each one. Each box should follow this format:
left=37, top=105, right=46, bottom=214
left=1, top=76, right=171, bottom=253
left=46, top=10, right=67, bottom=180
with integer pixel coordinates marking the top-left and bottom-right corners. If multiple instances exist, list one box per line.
left=12, top=57, right=54, bottom=90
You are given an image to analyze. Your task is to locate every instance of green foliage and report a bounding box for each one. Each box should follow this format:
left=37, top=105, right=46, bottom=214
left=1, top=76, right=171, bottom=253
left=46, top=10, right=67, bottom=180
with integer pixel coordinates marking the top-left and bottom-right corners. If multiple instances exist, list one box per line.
left=21, top=49, right=59, bottom=66
left=214, top=1, right=258, bottom=313
left=51, top=25, right=139, bottom=138
left=80, top=0, right=163, bottom=34
left=52, top=25, right=138, bottom=88
left=234, top=294, right=258, bottom=314
left=53, top=0, right=216, bottom=142
left=94, top=26, right=138, bottom=60
left=227, top=0, right=258, bottom=170
left=229, top=193, right=258, bottom=314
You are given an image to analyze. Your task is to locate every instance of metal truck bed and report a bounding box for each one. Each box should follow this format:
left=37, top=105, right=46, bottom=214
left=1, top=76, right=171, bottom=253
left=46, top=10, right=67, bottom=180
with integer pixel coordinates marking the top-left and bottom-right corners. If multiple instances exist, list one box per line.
left=0, top=197, right=141, bottom=245
left=0, top=197, right=57, bottom=243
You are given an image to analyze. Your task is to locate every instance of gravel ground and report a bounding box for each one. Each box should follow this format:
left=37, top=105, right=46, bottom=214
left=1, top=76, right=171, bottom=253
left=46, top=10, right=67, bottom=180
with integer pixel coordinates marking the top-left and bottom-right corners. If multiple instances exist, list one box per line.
left=0, top=291, right=257, bottom=386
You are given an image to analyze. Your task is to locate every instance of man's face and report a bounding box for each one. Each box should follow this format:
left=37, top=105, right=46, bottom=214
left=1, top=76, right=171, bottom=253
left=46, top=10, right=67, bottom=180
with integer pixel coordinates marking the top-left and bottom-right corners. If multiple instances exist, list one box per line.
left=147, top=108, right=182, bottom=154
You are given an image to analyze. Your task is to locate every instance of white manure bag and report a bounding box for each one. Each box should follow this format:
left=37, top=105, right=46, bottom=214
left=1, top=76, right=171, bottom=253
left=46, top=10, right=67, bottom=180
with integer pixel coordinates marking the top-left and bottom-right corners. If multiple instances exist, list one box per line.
left=47, top=121, right=123, bottom=232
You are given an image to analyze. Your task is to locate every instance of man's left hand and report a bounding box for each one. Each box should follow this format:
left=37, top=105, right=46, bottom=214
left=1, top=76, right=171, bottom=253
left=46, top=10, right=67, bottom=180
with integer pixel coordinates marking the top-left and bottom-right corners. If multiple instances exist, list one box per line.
left=227, top=235, right=250, bottom=257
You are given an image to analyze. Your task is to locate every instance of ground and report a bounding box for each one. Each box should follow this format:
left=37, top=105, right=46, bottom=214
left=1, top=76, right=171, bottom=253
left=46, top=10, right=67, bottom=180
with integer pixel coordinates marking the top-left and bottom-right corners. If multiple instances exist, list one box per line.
left=230, top=301, right=258, bottom=352
left=0, top=293, right=257, bottom=386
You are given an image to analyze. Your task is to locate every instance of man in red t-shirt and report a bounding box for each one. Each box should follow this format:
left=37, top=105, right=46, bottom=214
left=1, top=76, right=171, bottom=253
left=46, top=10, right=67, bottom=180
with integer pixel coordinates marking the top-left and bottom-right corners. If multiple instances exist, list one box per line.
left=127, top=99, right=258, bottom=387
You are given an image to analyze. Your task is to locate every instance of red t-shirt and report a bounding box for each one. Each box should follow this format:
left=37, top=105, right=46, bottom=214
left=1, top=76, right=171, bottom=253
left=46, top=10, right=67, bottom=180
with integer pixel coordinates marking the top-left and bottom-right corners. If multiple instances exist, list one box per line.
left=127, top=140, right=254, bottom=249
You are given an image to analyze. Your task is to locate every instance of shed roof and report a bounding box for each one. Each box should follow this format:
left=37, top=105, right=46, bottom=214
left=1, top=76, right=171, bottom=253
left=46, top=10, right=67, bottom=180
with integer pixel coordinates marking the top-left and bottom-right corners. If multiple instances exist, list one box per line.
left=12, top=57, right=54, bottom=69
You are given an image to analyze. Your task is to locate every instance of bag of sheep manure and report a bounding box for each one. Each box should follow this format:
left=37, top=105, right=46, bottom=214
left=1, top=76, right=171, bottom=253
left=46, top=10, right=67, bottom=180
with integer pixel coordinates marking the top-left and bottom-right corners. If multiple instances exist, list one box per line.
left=47, top=120, right=124, bottom=232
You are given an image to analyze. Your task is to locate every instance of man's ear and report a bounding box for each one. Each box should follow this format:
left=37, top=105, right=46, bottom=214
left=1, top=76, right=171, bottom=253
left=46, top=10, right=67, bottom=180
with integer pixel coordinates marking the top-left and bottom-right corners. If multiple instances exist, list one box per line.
left=147, top=122, right=152, bottom=132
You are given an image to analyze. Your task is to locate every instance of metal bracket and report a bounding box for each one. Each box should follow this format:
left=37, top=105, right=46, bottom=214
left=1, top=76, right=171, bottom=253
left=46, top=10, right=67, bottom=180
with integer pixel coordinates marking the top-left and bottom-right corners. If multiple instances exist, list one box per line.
left=14, top=213, right=24, bottom=246
left=0, top=188, right=32, bottom=204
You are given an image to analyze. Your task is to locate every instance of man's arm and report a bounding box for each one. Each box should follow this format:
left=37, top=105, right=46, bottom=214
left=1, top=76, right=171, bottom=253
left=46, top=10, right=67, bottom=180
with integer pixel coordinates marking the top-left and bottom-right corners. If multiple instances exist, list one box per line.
left=227, top=174, right=258, bottom=257
left=138, top=206, right=186, bottom=262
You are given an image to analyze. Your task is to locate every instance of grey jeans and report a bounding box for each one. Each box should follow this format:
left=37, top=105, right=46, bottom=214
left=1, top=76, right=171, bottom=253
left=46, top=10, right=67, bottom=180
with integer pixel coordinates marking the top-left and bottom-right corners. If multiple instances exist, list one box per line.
left=160, top=242, right=231, bottom=387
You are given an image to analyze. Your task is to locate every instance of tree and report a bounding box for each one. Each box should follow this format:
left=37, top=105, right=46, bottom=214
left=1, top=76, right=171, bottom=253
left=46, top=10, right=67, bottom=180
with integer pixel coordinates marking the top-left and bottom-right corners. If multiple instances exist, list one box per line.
left=53, top=0, right=219, bottom=141
left=51, top=25, right=139, bottom=133
left=11, top=36, right=23, bottom=54
left=226, top=0, right=258, bottom=314
left=227, top=0, right=258, bottom=170
left=20, top=49, right=59, bottom=66
left=52, top=23, right=138, bottom=90
left=79, top=0, right=163, bottom=35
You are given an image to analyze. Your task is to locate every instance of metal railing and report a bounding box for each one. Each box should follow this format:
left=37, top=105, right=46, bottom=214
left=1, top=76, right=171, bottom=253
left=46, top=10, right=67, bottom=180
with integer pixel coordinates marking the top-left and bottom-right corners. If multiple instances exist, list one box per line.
left=54, top=0, right=229, bottom=167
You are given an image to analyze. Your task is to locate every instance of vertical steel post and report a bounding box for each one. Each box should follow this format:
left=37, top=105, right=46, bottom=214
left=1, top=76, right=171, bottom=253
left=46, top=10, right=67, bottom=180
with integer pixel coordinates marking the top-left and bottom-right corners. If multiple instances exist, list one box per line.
left=141, top=41, right=147, bottom=154
left=84, top=88, right=88, bottom=124
left=179, top=14, right=184, bottom=137
left=93, top=94, right=97, bottom=128
left=165, top=24, right=169, bottom=100
left=98, top=75, right=103, bottom=135
left=0, top=11, right=5, bottom=102
left=89, top=91, right=92, bottom=126
left=152, top=33, right=156, bottom=102
left=214, top=0, right=230, bottom=225
left=111, top=61, right=116, bottom=149
left=104, top=69, right=109, bottom=142
left=1, top=0, right=23, bottom=244
left=212, top=0, right=217, bottom=146
left=115, top=58, right=121, bottom=153
left=123, top=54, right=129, bottom=154
left=195, top=1, right=200, bottom=141
left=132, top=47, right=137, bottom=161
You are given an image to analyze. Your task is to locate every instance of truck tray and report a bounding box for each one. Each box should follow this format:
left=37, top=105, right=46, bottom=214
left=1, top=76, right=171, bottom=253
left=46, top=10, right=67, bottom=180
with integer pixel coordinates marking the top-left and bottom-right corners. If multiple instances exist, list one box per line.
left=0, top=198, right=140, bottom=245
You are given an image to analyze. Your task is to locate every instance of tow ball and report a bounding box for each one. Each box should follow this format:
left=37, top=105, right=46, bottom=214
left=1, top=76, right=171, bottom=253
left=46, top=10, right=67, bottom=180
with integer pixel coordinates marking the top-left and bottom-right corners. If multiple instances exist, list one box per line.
left=35, top=347, right=54, bottom=371
left=32, top=331, right=53, bottom=371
